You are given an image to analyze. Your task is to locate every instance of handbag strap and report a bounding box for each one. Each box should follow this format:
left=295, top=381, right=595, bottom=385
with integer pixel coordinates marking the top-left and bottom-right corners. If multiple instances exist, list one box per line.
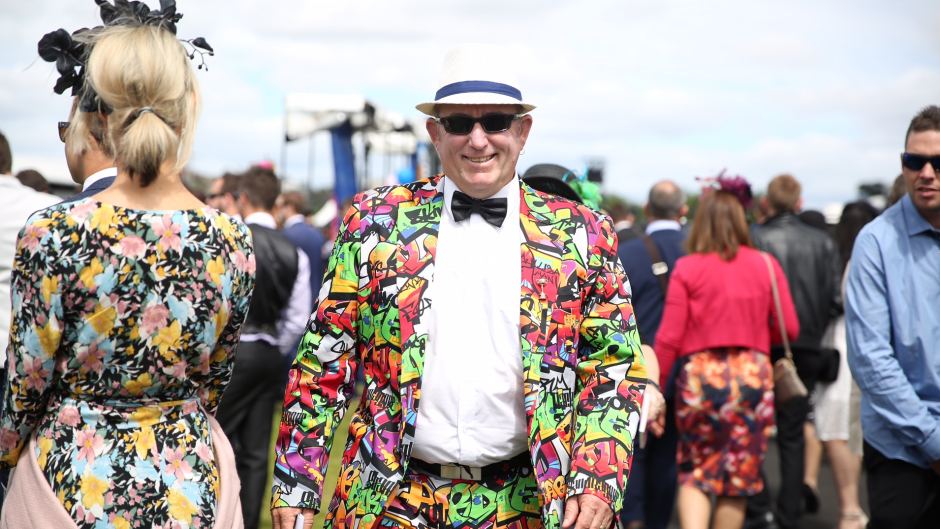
left=761, top=251, right=794, bottom=360
left=642, top=235, right=670, bottom=295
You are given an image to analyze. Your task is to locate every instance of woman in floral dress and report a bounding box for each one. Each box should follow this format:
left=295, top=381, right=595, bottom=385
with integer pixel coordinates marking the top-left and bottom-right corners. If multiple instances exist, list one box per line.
left=655, top=187, right=799, bottom=529
left=0, top=15, right=255, bottom=529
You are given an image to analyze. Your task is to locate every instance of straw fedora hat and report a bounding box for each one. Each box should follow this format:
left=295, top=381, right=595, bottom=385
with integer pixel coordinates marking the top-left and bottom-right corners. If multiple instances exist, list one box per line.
left=416, top=45, right=536, bottom=116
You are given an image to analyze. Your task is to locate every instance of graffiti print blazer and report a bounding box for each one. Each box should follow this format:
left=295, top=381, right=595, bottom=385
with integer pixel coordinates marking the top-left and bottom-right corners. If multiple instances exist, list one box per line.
left=271, top=175, right=647, bottom=529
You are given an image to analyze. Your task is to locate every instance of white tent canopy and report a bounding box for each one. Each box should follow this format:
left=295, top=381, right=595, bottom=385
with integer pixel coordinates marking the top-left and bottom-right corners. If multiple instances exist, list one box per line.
left=284, top=93, right=427, bottom=154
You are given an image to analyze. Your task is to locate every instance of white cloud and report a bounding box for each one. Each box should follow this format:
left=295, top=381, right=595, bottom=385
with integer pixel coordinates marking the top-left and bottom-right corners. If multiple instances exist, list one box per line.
left=2, top=0, right=939, bottom=207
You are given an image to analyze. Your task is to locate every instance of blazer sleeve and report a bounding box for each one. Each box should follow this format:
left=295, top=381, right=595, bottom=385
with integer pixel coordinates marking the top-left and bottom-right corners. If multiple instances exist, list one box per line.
left=566, top=214, right=647, bottom=512
left=653, top=259, right=689, bottom=389
left=271, top=194, right=366, bottom=511
left=199, top=221, right=256, bottom=413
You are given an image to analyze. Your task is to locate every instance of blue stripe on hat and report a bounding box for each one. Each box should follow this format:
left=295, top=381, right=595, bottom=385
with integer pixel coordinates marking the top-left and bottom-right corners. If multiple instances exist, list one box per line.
left=435, top=80, right=522, bottom=101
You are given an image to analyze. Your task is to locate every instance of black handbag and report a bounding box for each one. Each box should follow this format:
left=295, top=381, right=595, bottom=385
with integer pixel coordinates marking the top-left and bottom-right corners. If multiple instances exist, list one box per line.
left=817, top=347, right=841, bottom=383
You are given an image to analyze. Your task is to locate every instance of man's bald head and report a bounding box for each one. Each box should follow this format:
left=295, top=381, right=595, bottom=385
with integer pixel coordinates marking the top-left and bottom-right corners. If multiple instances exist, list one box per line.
left=647, top=180, right=686, bottom=220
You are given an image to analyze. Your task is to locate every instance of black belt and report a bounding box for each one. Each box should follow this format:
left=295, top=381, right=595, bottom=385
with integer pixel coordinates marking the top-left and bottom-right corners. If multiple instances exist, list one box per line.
left=408, top=451, right=530, bottom=481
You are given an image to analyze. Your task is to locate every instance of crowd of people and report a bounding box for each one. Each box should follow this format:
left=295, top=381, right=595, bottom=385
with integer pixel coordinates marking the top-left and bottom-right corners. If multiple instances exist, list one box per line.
left=0, top=3, right=938, bottom=529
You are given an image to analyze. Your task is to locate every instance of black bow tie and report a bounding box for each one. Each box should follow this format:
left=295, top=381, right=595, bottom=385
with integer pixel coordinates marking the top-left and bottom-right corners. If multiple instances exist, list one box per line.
left=451, top=190, right=508, bottom=228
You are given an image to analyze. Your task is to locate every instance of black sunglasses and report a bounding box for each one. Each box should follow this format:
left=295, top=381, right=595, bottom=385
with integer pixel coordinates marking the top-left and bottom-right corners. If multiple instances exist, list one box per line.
left=57, top=121, right=70, bottom=143
left=436, top=113, right=522, bottom=135
left=901, top=152, right=940, bottom=173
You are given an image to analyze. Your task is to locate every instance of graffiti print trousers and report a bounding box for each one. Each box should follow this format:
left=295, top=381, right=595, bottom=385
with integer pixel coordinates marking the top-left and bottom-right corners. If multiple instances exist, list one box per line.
left=379, top=460, right=543, bottom=529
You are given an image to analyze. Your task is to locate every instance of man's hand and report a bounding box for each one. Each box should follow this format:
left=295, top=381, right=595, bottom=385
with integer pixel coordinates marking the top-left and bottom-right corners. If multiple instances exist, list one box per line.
left=272, top=507, right=316, bottom=529
left=562, top=494, right=614, bottom=529
left=645, top=385, right=666, bottom=438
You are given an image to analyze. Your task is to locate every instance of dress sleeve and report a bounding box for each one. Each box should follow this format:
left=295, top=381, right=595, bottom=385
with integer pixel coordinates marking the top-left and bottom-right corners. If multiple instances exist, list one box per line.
left=0, top=216, right=63, bottom=467
left=566, top=214, right=646, bottom=512
left=201, top=223, right=256, bottom=414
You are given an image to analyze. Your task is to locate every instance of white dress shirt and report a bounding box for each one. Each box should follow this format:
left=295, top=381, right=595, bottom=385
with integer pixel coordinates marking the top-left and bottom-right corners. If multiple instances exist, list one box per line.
left=412, top=176, right=528, bottom=466
left=82, top=166, right=117, bottom=190
left=645, top=219, right=682, bottom=235
left=240, top=211, right=311, bottom=355
left=0, top=177, right=59, bottom=363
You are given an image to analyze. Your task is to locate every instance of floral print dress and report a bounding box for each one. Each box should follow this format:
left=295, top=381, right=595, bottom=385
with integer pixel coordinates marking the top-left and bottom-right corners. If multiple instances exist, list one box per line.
left=0, top=199, right=255, bottom=529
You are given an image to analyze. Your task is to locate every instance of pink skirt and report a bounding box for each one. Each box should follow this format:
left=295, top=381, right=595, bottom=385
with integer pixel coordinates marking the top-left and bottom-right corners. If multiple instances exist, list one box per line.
left=1, top=414, right=244, bottom=528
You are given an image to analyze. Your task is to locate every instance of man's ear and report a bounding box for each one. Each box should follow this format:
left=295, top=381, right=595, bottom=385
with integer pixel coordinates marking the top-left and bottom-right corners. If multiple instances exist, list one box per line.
left=426, top=118, right=441, bottom=145
left=516, top=114, right=533, bottom=145
left=88, top=111, right=109, bottom=149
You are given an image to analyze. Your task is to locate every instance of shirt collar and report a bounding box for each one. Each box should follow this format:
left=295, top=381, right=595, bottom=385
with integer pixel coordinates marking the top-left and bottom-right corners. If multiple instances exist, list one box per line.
left=244, top=211, right=277, bottom=229
left=901, top=194, right=940, bottom=238
left=645, top=219, right=681, bottom=234
left=284, top=214, right=305, bottom=228
left=83, top=167, right=118, bottom=190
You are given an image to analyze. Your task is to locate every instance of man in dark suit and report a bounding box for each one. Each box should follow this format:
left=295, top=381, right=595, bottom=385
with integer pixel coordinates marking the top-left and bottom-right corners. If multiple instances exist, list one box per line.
left=748, top=174, right=841, bottom=529
left=610, top=200, right=642, bottom=243
left=218, top=166, right=310, bottom=529
left=60, top=98, right=116, bottom=203
left=618, top=179, right=688, bottom=529
left=276, top=190, right=326, bottom=312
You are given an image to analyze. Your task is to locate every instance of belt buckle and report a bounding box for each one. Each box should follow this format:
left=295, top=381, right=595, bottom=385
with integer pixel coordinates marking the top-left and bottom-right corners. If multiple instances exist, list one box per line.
left=440, top=463, right=482, bottom=481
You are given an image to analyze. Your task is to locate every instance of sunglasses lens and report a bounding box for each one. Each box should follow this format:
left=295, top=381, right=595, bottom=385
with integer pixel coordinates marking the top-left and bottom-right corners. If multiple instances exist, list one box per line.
left=439, top=114, right=517, bottom=135
left=440, top=116, right=474, bottom=135
left=903, top=153, right=929, bottom=171
left=480, top=114, right=515, bottom=133
left=57, top=121, right=69, bottom=143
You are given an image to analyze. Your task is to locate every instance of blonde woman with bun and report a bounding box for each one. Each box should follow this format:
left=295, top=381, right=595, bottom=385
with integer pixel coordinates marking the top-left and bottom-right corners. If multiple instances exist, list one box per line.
left=0, top=4, right=255, bottom=528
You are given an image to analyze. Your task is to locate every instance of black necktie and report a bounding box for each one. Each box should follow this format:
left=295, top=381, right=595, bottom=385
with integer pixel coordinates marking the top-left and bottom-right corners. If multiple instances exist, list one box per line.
left=451, top=190, right=508, bottom=228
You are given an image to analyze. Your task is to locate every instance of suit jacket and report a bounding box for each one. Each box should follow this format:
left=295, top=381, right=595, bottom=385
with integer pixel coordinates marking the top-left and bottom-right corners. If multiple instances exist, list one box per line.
left=59, top=175, right=116, bottom=204
left=283, top=220, right=326, bottom=312
left=617, top=229, right=686, bottom=346
left=271, top=175, right=646, bottom=529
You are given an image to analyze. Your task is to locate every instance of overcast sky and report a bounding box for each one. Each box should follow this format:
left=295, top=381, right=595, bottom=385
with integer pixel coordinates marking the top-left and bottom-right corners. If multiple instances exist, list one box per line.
left=2, top=0, right=939, bottom=208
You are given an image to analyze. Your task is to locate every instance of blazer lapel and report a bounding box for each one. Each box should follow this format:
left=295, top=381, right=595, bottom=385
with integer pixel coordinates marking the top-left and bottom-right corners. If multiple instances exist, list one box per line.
left=518, top=183, right=569, bottom=416
left=395, top=177, right=443, bottom=451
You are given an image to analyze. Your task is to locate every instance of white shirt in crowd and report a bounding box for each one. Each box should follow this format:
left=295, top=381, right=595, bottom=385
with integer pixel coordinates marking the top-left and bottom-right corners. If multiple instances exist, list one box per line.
left=412, top=176, right=528, bottom=467
left=645, top=219, right=682, bottom=235
left=239, top=211, right=311, bottom=356
left=0, top=176, right=59, bottom=362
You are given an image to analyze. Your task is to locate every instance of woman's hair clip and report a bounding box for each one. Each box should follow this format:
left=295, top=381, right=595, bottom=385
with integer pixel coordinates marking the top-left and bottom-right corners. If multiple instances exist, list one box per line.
left=37, top=0, right=214, bottom=111
left=696, top=169, right=754, bottom=209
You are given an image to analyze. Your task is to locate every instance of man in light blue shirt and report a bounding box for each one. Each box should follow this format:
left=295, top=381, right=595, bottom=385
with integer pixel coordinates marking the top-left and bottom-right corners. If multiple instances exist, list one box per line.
left=846, top=105, right=940, bottom=529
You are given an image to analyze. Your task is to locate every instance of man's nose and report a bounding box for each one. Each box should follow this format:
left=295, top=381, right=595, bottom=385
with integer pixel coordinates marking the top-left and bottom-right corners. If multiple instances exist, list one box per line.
left=467, top=122, right=489, bottom=148
left=918, top=161, right=938, bottom=180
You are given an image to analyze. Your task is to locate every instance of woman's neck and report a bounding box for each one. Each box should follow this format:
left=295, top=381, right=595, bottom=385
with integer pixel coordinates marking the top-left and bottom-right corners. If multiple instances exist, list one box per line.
left=90, top=167, right=204, bottom=210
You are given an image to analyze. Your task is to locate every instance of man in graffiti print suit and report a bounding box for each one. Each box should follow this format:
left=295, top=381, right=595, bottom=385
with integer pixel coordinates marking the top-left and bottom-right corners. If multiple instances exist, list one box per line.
left=270, top=48, right=646, bottom=529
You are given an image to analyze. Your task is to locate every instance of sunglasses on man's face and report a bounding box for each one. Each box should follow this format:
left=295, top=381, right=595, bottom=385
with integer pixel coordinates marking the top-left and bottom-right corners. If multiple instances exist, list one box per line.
left=436, top=113, right=522, bottom=135
left=58, top=121, right=70, bottom=143
left=901, top=152, right=940, bottom=173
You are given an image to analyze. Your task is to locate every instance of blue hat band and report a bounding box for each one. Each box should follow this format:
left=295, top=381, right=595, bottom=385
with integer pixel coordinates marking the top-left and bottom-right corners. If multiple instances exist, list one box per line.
left=435, top=80, right=522, bottom=102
